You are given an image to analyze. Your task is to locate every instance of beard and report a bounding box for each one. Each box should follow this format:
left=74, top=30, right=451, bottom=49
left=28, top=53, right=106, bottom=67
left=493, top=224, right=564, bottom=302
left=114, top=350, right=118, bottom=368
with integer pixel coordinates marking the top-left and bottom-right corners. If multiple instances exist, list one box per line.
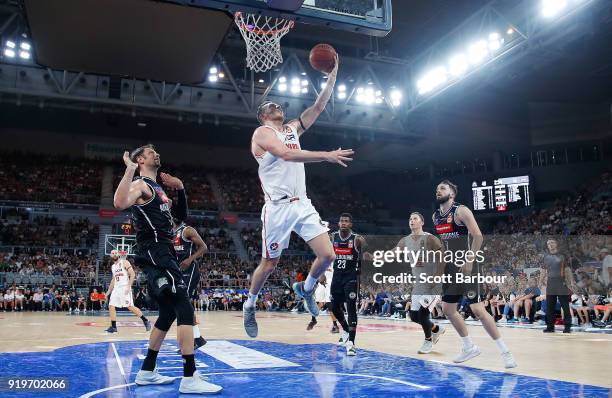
left=436, top=194, right=451, bottom=204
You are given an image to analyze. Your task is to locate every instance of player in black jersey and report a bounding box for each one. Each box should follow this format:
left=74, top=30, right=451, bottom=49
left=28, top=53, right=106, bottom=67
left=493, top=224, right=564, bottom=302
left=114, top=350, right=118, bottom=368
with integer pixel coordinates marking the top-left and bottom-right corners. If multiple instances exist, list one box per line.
left=173, top=219, right=208, bottom=349
left=329, top=213, right=370, bottom=356
left=114, top=144, right=222, bottom=394
left=433, top=180, right=516, bottom=369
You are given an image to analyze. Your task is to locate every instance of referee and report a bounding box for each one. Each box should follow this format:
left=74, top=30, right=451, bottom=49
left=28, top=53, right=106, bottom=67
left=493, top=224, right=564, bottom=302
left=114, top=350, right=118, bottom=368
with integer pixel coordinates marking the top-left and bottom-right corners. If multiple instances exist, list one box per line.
left=539, top=238, right=574, bottom=334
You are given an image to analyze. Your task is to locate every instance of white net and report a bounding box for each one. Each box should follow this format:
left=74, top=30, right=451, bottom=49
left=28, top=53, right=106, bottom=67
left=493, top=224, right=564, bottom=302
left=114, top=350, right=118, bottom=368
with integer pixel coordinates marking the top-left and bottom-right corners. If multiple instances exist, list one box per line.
left=235, top=12, right=294, bottom=73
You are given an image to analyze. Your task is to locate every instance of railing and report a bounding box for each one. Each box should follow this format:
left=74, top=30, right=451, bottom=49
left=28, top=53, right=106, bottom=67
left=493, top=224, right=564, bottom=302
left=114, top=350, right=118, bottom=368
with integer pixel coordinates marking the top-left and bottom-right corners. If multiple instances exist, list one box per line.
left=0, top=246, right=96, bottom=255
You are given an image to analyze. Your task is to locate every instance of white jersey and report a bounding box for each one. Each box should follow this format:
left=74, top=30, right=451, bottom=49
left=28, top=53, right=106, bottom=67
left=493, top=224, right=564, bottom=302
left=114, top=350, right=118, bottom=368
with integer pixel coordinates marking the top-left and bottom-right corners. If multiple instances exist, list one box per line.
left=255, top=124, right=307, bottom=201
left=111, top=260, right=130, bottom=287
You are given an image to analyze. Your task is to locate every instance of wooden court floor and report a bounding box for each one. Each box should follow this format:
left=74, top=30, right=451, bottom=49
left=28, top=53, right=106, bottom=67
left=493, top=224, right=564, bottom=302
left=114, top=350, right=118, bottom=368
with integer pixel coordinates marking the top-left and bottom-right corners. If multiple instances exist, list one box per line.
left=0, top=310, right=610, bottom=389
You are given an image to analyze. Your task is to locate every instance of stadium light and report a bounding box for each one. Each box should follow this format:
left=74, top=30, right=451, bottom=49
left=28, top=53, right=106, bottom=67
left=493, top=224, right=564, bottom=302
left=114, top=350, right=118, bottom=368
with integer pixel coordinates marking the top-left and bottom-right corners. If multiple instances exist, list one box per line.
left=209, top=67, right=218, bottom=74
left=20, top=42, right=31, bottom=51
left=390, top=89, right=402, bottom=106
left=208, top=75, right=218, bottom=82
left=3, top=48, right=15, bottom=58
left=488, top=32, right=503, bottom=51
left=468, top=40, right=489, bottom=65
left=18, top=51, right=30, bottom=60
left=278, top=83, right=288, bottom=92
left=542, top=0, right=568, bottom=18
left=417, top=66, right=447, bottom=95
left=6, top=40, right=15, bottom=49
left=448, top=54, right=468, bottom=76
left=279, top=76, right=287, bottom=83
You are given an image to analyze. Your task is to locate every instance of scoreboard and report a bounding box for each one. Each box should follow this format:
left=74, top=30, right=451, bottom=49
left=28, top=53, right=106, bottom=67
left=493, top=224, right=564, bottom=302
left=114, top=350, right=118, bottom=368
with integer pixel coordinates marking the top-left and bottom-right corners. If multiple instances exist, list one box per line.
left=472, top=175, right=532, bottom=213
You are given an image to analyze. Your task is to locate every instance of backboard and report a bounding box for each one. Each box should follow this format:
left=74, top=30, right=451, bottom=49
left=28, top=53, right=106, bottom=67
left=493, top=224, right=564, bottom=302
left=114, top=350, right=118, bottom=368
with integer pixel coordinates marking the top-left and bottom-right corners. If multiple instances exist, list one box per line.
left=170, top=0, right=392, bottom=37
left=105, top=234, right=136, bottom=257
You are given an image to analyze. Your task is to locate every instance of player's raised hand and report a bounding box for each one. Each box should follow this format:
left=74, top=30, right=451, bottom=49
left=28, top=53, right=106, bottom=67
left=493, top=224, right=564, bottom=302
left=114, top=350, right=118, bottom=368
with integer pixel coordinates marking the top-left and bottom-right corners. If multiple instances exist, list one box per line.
left=327, top=53, right=339, bottom=78
left=327, top=147, right=354, bottom=167
left=160, top=172, right=184, bottom=190
left=123, top=151, right=138, bottom=171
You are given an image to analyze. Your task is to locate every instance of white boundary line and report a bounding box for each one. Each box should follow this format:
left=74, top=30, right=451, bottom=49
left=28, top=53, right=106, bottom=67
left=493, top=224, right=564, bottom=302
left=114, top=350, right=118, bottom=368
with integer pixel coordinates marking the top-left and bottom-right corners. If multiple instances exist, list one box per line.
left=111, top=343, right=126, bottom=379
left=78, top=370, right=430, bottom=397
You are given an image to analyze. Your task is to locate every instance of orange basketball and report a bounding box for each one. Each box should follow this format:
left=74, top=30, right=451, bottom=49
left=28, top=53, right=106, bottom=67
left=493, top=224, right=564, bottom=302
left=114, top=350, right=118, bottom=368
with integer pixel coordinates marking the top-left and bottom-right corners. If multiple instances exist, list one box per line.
left=309, top=44, right=337, bottom=74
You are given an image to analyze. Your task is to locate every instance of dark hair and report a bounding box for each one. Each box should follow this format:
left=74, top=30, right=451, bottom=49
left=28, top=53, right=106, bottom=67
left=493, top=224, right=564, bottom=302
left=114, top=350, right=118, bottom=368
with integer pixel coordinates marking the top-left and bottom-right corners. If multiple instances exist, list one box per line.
left=339, top=213, right=353, bottom=222
left=256, top=101, right=281, bottom=124
left=129, top=144, right=155, bottom=164
left=410, top=212, right=424, bottom=223
left=439, top=179, right=458, bottom=196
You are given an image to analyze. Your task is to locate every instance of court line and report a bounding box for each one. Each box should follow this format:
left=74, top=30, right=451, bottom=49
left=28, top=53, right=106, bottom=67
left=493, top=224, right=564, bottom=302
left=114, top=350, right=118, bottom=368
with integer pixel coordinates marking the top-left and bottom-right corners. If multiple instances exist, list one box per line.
left=111, top=343, right=126, bottom=380
left=78, top=370, right=430, bottom=397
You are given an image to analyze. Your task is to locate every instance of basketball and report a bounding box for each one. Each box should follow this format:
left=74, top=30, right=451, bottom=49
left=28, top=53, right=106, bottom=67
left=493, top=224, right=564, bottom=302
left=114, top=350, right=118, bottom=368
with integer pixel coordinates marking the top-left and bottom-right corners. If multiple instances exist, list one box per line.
left=309, top=43, right=337, bottom=73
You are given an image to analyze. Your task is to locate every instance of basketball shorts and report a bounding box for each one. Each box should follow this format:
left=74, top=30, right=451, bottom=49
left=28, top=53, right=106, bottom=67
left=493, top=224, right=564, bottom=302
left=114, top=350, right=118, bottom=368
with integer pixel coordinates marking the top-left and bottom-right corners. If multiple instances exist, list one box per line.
left=182, top=265, right=201, bottom=298
left=411, top=294, right=441, bottom=312
left=314, top=282, right=328, bottom=303
left=261, top=197, right=329, bottom=259
left=134, top=241, right=187, bottom=299
left=330, top=277, right=358, bottom=304
left=109, top=288, right=134, bottom=308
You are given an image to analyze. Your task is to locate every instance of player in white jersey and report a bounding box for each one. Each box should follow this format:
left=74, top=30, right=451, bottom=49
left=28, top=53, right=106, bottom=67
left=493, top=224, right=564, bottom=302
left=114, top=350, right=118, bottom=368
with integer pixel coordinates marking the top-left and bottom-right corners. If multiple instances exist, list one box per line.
left=244, top=53, right=354, bottom=338
left=307, top=266, right=340, bottom=332
left=105, top=250, right=151, bottom=333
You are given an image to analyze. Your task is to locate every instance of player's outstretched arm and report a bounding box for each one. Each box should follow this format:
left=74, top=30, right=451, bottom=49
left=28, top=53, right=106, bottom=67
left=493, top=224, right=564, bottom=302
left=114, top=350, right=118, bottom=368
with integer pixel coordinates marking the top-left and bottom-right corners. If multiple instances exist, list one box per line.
left=289, top=54, right=339, bottom=135
left=254, top=127, right=354, bottom=167
left=114, top=152, right=147, bottom=210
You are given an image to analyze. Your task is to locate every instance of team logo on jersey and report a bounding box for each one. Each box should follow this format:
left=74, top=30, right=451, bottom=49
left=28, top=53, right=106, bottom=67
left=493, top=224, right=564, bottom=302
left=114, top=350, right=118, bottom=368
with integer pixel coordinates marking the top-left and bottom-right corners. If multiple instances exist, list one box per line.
left=333, top=241, right=338, bottom=247
left=155, top=186, right=170, bottom=204
left=174, top=234, right=181, bottom=246
left=467, top=289, right=477, bottom=300
left=286, top=134, right=296, bottom=141
left=270, top=242, right=279, bottom=251
left=447, top=214, right=453, bottom=223
left=348, top=240, right=353, bottom=248
left=349, top=292, right=357, bottom=300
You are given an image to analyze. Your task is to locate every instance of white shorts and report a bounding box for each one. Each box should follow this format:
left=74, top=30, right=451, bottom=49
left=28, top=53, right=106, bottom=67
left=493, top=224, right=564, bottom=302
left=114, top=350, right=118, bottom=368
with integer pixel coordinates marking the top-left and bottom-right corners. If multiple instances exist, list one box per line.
left=410, top=295, right=440, bottom=312
left=109, top=288, right=134, bottom=308
left=314, top=283, right=328, bottom=303
left=261, top=198, right=329, bottom=259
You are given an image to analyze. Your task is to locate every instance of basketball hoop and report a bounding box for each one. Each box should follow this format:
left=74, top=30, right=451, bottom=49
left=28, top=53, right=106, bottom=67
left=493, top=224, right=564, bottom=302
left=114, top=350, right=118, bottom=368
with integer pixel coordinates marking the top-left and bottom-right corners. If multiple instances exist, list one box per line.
left=234, top=12, right=294, bottom=73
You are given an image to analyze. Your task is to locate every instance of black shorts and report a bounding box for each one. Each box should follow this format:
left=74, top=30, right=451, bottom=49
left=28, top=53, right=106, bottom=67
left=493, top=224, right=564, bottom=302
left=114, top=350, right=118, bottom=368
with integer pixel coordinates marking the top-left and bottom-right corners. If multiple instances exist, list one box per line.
left=330, top=277, right=358, bottom=304
left=134, top=241, right=187, bottom=299
left=441, top=264, right=481, bottom=304
left=182, top=266, right=200, bottom=298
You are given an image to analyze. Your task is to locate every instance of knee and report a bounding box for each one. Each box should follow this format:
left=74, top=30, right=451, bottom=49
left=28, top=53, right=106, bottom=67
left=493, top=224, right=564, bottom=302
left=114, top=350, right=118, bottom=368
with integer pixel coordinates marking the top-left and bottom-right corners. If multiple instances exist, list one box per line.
left=409, top=310, right=419, bottom=323
left=260, top=258, right=279, bottom=275
left=320, top=251, right=336, bottom=265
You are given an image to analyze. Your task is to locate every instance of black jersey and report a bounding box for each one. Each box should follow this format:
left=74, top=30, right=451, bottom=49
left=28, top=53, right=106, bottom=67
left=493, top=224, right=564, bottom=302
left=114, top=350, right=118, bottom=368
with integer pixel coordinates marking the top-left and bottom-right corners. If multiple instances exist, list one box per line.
left=432, top=202, right=471, bottom=253
left=173, top=223, right=194, bottom=266
left=130, top=176, right=173, bottom=245
left=331, top=231, right=361, bottom=279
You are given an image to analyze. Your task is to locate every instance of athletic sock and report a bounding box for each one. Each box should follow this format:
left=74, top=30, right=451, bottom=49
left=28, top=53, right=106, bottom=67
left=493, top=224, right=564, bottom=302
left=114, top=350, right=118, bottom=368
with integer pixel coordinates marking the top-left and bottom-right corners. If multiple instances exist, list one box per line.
left=193, top=325, right=201, bottom=338
left=182, top=354, right=196, bottom=377
left=461, top=336, right=474, bottom=350
left=304, top=275, right=317, bottom=292
left=111, top=320, right=117, bottom=328
left=333, top=320, right=338, bottom=327
left=494, top=338, right=509, bottom=353
left=432, top=324, right=439, bottom=333
left=245, top=293, right=257, bottom=308
left=142, top=348, right=159, bottom=371
left=311, top=316, right=316, bottom=323
left=140, top=316, right=148, bottom=323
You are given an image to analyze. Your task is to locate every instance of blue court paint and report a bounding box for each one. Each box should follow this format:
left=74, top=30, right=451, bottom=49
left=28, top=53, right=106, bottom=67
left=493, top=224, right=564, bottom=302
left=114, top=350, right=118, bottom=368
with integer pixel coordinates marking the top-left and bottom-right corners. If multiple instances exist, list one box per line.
left=0, top=340, right=608, bottom=397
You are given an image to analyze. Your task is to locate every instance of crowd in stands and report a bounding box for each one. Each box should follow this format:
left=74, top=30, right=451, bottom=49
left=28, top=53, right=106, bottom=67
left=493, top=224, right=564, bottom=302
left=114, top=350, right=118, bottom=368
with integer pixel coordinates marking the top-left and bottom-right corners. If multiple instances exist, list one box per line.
left=216, top=169, right=263, bottom=213
left=0, top=216, right=98, bottom=248
left=0, top=153, right=103, bottom=204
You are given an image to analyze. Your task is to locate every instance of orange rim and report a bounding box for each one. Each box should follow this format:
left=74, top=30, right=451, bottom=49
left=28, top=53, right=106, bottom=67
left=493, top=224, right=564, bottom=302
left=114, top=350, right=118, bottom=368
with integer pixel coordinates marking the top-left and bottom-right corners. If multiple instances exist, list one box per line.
left=235, top=12, right=294, bottom=36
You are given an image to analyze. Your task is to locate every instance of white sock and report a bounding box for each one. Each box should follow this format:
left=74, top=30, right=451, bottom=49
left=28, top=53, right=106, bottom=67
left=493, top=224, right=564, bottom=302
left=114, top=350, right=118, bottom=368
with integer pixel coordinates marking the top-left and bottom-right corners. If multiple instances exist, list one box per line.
left=462, top=336, right=474, bottom=350
left=304, top=275, right=317, bottom=292
left=494, top=338, right=509, bottom=354
left=193, top=325, right=201, bottom=339
left=245, top=293, right=257, bottom=308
